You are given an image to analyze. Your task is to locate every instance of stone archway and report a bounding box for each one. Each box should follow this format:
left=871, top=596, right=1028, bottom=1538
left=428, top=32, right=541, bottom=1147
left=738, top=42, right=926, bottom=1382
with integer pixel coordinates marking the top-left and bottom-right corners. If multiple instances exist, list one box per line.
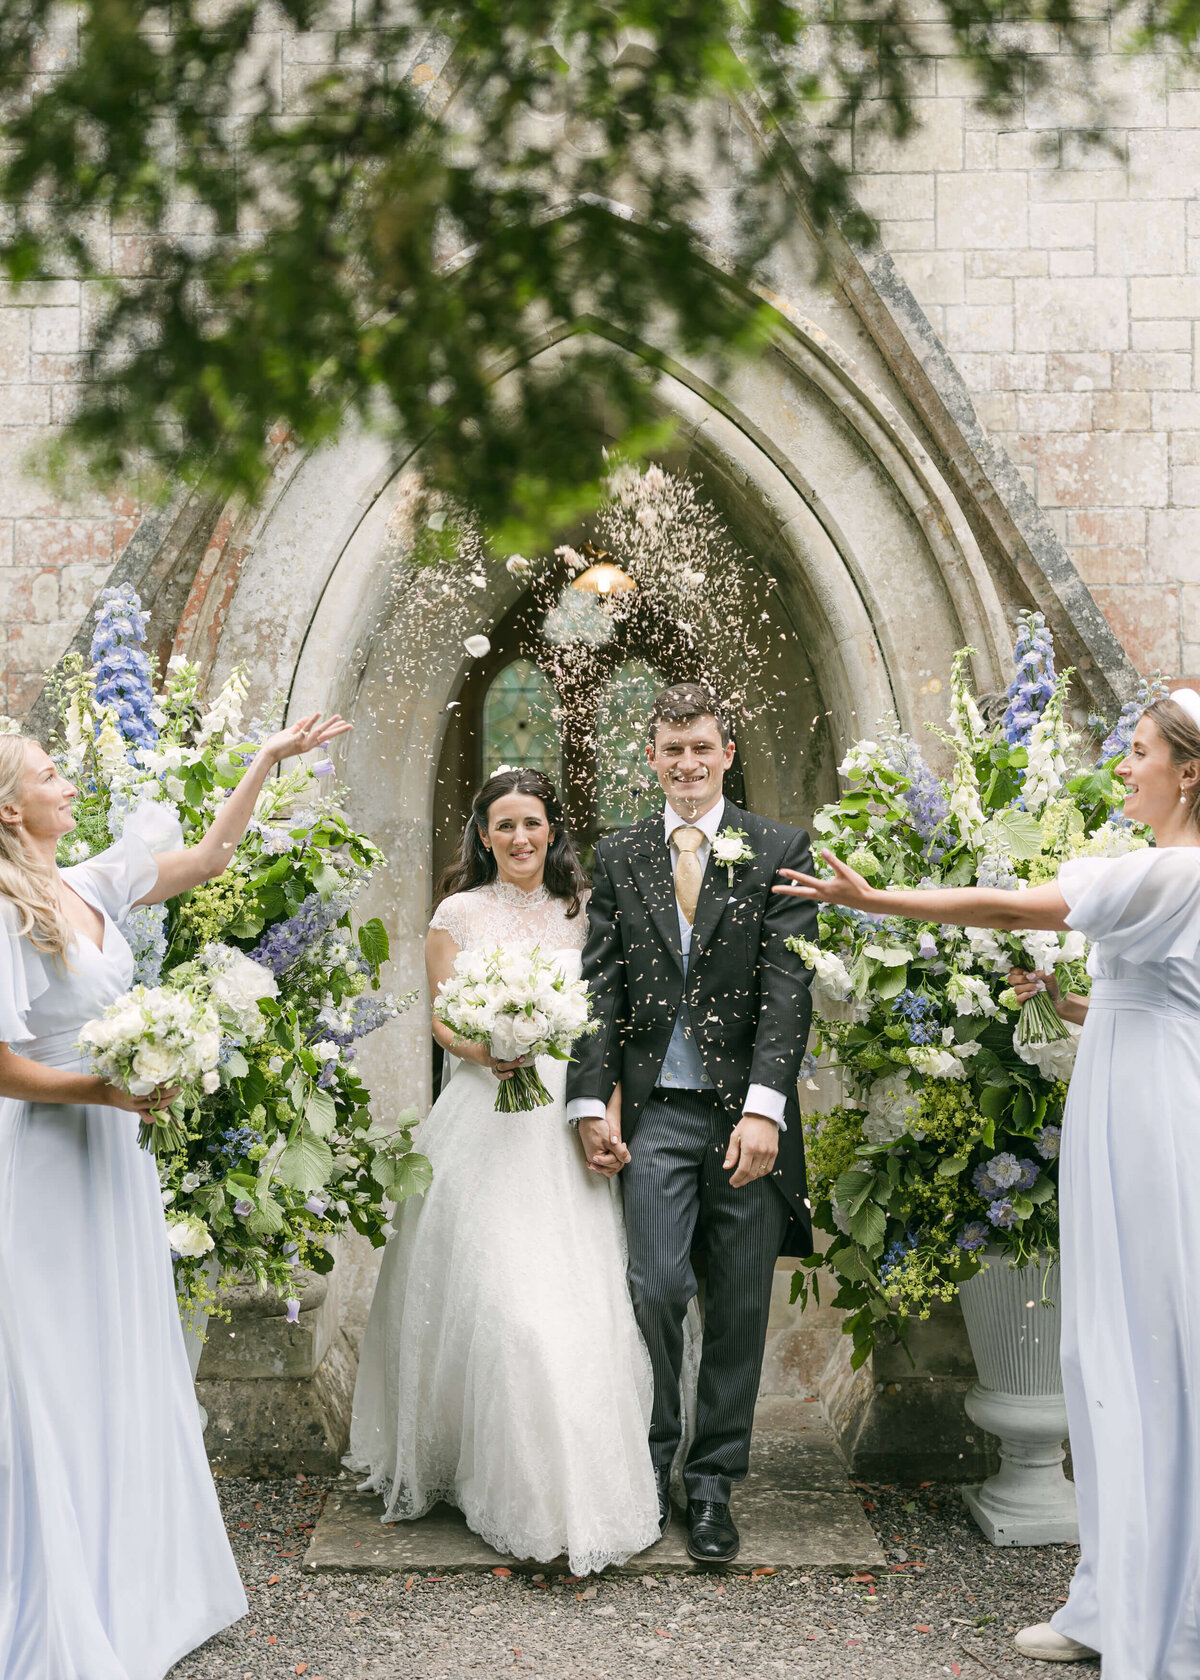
left=51, top=276, right=1132, bottom=1477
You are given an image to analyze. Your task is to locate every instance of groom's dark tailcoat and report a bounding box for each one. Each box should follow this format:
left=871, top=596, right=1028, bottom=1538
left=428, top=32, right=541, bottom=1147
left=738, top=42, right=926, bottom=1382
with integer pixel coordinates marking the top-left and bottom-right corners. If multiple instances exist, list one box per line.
left=567, top=798, right=819, bottom=1506
left=568, top=799, right=818, bottom=1257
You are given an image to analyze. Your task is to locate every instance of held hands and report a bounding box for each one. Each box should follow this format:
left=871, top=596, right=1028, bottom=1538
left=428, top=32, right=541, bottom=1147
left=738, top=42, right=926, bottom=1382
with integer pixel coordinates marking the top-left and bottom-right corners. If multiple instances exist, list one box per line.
left=580, top=1084, right=631, bottom=1178
left=774, top=849, right=875, bottom=911
left=260, top=712, right=353, bottom=768
left=725, top=1114, right=779, bottom=1188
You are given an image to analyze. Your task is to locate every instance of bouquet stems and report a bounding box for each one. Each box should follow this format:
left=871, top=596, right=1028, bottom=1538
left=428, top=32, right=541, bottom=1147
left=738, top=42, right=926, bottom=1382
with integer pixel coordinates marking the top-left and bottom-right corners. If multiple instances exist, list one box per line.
left=138, top=1102, right=189, bottom=1158
left=494, top=1063, right=554, bottom=1113
left=1015, top=988, right=1070, bottom=1046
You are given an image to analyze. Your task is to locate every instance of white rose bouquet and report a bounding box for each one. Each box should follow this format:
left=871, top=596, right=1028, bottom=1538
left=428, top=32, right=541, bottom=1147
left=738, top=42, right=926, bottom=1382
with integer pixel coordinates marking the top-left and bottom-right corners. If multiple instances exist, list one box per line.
left=79, top=982, right=224, bottom=1156
left=434, top=944, right=598, bottom=1112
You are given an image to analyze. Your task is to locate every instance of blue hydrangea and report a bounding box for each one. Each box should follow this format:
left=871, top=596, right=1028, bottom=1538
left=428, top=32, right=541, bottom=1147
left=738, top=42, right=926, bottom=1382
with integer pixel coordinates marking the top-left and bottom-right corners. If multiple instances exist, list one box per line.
left=90, top=583, right=158, bottom=753
left=957, top=1221, right=990, bottom=1252
left=880, top=1231, right=919, bottom=1283
left=987, top=1198, right=1018, bottom=1229
left=1098, top=674, right=1171, bottom=766
left=222, top=1125, right=261, bottom=1160
left=1001, top=611, right=1056, bottom=748
left=892, top=988, right=939, bottom=1044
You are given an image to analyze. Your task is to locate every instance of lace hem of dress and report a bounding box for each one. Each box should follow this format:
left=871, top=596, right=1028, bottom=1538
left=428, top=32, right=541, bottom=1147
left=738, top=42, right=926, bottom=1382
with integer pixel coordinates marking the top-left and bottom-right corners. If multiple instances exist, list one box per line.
left=345, top=1459, right=659, bottom=1578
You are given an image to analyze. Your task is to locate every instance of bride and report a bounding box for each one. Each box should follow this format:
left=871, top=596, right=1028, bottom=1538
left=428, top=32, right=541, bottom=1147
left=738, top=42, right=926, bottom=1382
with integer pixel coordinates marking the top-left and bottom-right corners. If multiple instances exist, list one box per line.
left=347, top=767, right=661, bottom=1575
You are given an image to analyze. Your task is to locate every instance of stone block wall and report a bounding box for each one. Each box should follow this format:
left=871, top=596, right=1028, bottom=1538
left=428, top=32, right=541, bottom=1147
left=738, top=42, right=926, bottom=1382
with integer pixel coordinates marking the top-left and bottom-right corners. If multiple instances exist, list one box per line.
left=2, top=28, right=1199, bottom=709
left=851, top=40, right=1200, bottom=679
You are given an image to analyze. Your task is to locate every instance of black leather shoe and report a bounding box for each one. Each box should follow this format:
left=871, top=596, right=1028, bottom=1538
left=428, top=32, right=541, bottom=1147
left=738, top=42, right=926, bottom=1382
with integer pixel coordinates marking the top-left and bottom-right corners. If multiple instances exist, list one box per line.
left=655, top=1469, right=672, bottom=1535
left=686, top=1499, right=740, bottom=1563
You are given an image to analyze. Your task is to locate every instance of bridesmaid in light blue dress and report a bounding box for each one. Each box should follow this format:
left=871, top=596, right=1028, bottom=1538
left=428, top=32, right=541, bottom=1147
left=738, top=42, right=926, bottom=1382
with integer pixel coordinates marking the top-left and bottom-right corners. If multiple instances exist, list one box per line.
left=0, top=713, right=348, bottom=1680
left=776, top=688, right=1200, bottom=1678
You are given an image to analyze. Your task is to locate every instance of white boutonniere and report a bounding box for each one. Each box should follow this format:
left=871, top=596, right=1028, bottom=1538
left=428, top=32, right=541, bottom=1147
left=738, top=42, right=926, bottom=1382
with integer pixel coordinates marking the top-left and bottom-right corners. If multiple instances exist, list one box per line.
left=711, top=826, right=756, bottom=886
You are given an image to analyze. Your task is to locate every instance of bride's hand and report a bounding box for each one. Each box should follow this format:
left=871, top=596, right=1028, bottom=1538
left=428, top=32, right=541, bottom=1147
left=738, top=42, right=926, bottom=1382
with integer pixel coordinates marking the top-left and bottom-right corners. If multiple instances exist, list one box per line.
left=774, top=849, right=877, bottom=911
left=453, top=1041, right=526, bottom=1080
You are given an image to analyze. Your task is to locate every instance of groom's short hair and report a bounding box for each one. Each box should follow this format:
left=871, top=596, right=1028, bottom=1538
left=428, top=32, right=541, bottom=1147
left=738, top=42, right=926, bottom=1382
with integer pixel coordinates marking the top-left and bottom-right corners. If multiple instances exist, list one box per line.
left=647, top=682, right=731, bottom=748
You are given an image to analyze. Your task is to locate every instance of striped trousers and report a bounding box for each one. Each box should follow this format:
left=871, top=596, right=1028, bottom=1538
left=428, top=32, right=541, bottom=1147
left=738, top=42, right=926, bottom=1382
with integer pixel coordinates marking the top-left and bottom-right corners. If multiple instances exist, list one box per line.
left=622, top=1088, right=789, bottom=1505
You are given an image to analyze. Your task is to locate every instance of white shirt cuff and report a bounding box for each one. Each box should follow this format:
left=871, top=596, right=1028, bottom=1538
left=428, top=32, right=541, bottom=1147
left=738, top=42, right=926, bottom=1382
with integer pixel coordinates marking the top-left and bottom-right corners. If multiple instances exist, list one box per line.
left=566, top=1098, right=607, bottom=1126
left=744, top=1083, right=787, bottom=1131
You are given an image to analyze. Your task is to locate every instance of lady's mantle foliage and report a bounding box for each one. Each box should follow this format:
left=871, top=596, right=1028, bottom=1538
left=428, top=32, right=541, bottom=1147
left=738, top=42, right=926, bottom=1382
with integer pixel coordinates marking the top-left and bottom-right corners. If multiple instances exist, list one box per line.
left=53, top=598, right=421, bottom=1318
left=790, top=624, right=1147, bottom=1369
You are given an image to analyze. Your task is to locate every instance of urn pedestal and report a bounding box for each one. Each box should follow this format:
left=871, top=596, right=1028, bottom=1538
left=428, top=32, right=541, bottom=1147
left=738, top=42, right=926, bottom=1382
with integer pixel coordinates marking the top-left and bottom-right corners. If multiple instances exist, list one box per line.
left=958, top=1253, right=1078, bottom=1546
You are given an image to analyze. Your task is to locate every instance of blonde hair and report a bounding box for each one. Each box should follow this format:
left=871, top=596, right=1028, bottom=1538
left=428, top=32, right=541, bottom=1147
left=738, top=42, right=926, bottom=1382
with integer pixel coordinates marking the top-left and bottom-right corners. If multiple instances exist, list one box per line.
left=0, top=734, right=73, bottom=961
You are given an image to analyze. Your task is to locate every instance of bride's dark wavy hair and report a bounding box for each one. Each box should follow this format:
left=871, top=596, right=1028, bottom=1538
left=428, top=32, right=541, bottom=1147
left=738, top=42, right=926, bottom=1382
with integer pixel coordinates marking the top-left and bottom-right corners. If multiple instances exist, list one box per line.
left=435, top=768, right=589, bottom=918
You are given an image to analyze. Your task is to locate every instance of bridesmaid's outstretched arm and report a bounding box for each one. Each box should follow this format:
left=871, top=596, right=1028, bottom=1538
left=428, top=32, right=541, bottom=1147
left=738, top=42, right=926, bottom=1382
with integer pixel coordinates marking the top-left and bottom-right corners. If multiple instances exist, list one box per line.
left=774, top=848, right=1071, bottom=933
left=136, top=712, right=352, bottom=904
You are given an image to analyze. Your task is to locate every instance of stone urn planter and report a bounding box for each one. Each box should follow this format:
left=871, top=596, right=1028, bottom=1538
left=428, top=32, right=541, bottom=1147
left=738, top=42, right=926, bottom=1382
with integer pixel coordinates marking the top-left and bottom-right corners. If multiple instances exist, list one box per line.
left=957, top=1251, right=1078, bottom=1546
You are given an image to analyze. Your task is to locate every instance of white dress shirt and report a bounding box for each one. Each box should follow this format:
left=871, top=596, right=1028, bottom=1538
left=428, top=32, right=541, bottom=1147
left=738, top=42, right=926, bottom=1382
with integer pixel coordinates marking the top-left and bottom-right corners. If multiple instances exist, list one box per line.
left=567, top=800, right=787, bottom=1128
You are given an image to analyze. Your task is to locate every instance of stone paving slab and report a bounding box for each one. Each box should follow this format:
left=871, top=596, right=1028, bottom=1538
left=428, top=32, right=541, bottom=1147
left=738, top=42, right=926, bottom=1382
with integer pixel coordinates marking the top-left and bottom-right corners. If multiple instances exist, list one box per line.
left=305, top=1400, right=884, bottom=1578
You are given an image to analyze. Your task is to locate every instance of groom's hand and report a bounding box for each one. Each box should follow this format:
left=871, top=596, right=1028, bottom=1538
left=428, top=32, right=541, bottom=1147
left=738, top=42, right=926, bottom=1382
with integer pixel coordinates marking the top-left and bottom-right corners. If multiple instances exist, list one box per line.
left=725, top=1115, right=779, bottom=1188
left=578, top=1116, right=630, bottom=1177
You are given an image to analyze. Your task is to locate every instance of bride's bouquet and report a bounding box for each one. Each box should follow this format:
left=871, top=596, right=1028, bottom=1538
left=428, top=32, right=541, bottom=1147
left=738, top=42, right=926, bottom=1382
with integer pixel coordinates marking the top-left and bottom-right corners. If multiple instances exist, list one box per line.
left=79, top=981, right=225, bottom=1156
left=434, top=944, right=598, bottom=1112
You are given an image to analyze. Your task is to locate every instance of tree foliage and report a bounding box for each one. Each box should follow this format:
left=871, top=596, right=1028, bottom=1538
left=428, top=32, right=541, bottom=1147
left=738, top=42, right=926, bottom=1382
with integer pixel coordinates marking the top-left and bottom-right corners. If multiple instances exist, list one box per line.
left=0, top=0, right=1187, bottom=541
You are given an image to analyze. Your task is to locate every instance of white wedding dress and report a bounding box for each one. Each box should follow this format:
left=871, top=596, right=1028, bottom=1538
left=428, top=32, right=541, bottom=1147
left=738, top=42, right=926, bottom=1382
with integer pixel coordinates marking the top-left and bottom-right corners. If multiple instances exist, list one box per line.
left=347, top=880, right=661, bottom=1576
left=0, top=820, right=246, bottom=1680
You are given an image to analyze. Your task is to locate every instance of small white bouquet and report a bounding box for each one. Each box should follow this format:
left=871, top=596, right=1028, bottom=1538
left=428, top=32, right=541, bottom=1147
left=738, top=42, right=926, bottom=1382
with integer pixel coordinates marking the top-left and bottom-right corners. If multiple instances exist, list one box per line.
left=79, top=982, right=224, bottom=1155
left=434, top=944, right=598, bottom=1112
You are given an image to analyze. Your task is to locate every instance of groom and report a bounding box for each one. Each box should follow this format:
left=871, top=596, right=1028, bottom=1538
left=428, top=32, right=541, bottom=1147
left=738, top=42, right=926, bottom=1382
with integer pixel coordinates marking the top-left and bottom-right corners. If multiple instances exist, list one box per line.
left=567, top=682, right=817, bottom=1563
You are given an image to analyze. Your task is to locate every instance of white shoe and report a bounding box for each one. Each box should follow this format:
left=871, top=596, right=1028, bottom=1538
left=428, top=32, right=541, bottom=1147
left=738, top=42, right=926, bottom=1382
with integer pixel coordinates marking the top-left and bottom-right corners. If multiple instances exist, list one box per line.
left=1014, top=1623, right=1099, bottom=1663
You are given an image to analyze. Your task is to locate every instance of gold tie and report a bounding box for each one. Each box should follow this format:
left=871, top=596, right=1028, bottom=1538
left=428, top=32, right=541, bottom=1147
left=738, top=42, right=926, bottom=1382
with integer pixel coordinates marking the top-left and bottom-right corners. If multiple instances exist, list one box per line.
left=673, top=826, right=705, bottom=927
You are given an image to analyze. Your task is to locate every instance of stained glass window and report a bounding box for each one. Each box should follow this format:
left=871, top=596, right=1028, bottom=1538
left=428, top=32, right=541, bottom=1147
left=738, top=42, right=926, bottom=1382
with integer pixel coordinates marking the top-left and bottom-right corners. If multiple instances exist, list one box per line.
left=596, top=659, right=666, bottom=831
left=483, top=660, right=562, bottom=780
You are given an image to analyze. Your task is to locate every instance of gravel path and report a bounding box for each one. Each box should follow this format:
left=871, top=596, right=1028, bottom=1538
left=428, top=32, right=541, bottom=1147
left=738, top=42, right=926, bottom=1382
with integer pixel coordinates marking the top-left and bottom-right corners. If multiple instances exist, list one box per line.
left=169, top=1474, right=1092, bottom=1679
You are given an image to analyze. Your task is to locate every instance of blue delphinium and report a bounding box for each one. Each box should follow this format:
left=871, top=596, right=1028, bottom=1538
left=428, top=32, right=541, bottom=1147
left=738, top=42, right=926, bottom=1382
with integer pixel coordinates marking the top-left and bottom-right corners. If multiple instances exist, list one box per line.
left=882, top=730, right=950, bottom=858
left=123, top=902, right=168, bottom=986
left=1099, top=674, right=1171, bottom=766
left=892, top=989, right=938, bottom=1044
left=957, top=1221, right=990, bottom=1252
left=91, top=583, right=158, bottom=753
left=250, top=891, right=351, bottom=977
left=311, top=993, right=400, bottom=1049
left=1001, top=610, right=1056, bottom=748
left=880, top=1231, right=919, bottom=1284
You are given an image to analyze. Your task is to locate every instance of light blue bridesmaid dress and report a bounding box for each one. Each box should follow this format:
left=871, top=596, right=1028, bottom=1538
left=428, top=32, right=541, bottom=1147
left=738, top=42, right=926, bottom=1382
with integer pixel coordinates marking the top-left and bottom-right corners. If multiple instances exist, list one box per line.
left=0, top=815, right=246, bottom=1680
left=1053, top=846, right=1200, bottom=1679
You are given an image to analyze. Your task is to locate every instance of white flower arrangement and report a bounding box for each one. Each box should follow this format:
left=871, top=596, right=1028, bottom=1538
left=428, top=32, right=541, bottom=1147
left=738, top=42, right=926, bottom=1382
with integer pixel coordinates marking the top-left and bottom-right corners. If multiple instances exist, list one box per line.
left=711, top=826, right=756, bottom=885
left=79, top=983, right=224, bottom=1155
left=434, top=944, right=598, bottom=1112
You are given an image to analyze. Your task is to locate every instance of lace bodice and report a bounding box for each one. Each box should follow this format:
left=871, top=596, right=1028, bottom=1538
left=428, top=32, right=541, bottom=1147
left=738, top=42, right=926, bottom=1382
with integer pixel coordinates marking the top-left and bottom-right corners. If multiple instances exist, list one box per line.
left=429, top=881, right=589, bottom=956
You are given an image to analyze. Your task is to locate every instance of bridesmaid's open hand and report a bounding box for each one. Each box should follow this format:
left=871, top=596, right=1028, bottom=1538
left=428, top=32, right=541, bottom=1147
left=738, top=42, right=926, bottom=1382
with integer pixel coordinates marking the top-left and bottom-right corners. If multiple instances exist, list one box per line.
left=775, top=849, right=875, bottom=911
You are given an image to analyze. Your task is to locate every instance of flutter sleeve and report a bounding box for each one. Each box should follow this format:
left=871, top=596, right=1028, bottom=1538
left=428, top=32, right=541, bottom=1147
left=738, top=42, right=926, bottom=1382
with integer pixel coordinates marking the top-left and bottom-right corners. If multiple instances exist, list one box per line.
left=1059, top=848, right=1200, bottom=964
left=428, top=893, right=471, bottom=951
left=63, top=800, right=185, bottom=924
left=0, top=899, right=50, bottom=1046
